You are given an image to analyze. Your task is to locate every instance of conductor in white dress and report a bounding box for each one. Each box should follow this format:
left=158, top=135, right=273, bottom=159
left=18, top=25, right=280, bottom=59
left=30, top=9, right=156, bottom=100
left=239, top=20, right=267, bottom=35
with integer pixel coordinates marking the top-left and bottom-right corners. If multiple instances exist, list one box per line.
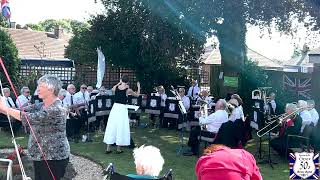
left=103, top=75, right=141, bottom=154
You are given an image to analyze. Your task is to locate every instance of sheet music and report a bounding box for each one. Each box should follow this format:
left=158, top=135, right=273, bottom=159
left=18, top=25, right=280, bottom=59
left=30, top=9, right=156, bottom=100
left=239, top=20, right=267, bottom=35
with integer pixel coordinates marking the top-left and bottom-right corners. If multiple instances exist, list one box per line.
left=126, top=105, right=139, bottom=111
left=178, top=100, right=187, bottom=114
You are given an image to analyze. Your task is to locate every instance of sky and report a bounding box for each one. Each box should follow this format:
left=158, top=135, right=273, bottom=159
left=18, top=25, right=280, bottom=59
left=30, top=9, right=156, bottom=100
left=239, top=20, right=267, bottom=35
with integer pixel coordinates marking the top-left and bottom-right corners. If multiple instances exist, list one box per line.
left=8, top=0, right=320, bottom=61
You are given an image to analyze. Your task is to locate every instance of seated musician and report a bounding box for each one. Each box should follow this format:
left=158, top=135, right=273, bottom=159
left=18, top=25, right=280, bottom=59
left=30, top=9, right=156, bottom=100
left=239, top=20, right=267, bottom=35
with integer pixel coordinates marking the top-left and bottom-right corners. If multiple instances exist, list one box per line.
left=178, top=88, right=190, bottom=111
left=228, top=98, right=239, bottom=122
left=298, top=100, right=312, bottom=133
left=197, top=90, right=214, bottom=110
left=270, top=103, right=302, bottom=156
left=150, top=86, right=167, bottom=126
left=183, top=99, right=229, bottom=156
left=231, top=94, right=245, bottom=121
left=307, top=100, right=319, bottom=127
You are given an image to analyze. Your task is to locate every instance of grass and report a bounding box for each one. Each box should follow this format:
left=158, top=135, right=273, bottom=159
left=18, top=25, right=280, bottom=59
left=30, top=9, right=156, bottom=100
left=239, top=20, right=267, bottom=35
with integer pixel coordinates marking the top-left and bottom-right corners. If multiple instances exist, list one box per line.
left=0, top=118, right=291, bottom=180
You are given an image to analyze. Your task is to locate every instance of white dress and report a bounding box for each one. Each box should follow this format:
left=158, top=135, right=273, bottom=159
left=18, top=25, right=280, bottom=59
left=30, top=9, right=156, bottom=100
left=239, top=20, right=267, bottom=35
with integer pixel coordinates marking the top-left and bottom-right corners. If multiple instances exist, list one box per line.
left=103, top=88, right=131, bottom=146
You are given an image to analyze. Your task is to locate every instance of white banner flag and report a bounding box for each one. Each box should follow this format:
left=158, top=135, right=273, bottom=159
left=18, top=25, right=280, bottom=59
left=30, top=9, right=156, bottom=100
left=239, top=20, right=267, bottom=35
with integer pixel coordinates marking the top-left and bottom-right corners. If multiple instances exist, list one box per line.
left=96, top=47, right=105, bottom=89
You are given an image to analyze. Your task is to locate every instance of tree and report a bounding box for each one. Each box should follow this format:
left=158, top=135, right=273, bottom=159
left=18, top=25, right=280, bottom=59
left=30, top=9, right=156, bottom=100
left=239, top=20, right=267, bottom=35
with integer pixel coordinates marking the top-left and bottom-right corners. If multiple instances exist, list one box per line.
left=66, top=1, right=205, bottom=91
left=26, top=19, right=90, bottom=34
left=0, top=28, right=20, bottom=86
left=127, top=0, right=320, bottom=94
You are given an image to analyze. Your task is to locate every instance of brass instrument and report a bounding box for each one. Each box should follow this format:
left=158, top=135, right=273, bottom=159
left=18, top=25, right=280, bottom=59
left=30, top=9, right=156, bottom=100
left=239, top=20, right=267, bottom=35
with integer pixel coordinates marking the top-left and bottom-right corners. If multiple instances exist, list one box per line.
left=256, top=107, right=302, bottom=137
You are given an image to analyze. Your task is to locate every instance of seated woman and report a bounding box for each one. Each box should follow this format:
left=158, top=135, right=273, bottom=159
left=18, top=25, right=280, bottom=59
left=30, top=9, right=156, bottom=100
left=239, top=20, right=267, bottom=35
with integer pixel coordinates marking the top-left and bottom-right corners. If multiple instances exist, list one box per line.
left=127, top=145, right=164, bottom=179
left=196, top=144, right=262, bottom=180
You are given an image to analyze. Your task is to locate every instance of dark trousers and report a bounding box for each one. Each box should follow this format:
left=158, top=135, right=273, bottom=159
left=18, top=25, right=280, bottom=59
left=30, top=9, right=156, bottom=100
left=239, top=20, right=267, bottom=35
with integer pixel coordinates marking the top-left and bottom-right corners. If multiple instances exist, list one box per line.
left=33, top=158, right=69, bottom=180
left=187, top=127, right=216, bottom=154
left=66, top=117, right=81, bottom=139
left=187, top=126, right=201, bottom=154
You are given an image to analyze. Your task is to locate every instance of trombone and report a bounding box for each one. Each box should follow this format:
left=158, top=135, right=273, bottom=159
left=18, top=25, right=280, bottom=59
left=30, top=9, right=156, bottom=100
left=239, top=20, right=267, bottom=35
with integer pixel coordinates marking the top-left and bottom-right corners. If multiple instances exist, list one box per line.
left=256, top=107, right=302, bottom=138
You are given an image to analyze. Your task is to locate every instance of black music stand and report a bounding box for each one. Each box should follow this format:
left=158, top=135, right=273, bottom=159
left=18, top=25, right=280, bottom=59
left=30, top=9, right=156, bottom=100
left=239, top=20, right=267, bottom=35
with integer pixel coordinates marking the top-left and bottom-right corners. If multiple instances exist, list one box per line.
left=128, top=95, right=142, bottom=127
left=95, top=95, right=114, bottom=133
left=250, top=99, right=265, bottom=159
left=163, top=98, right=187, bottom=155
left=145, top=95, right=161, bottom=127
left=84, top=99, right=97, bottom=142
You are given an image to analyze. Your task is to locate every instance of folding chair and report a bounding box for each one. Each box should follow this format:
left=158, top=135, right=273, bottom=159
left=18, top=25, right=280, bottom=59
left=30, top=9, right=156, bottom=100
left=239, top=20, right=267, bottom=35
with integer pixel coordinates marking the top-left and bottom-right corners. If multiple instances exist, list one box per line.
left=285, top=124, right=314, bottom=157
left=103, top=163, right=173, bottom=180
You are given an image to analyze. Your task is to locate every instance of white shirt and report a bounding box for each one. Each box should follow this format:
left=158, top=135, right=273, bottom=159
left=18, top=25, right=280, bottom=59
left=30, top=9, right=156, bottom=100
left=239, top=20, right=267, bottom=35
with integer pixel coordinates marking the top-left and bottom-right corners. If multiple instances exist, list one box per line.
left=181, top=95, right=190, bottom=111
left=270, top=100, right=276, bottom=113
left=229, top=106, right=242, bottom=122
left=187, top=85, right=200, bottom=99
left=199, top=109, right=229, bottom=133
left=63, top=92, right=74, bottom=106
left=5, top=97, right=16, bottom=108
left=309, top=108, right=319, bottom=126
left=16, top=95, right=31, bottom=108
left=300, top=110, right=313, bottom=133
left=74, top=91, right=90, bottom=105
left=155, top=92, right=167, bottom=107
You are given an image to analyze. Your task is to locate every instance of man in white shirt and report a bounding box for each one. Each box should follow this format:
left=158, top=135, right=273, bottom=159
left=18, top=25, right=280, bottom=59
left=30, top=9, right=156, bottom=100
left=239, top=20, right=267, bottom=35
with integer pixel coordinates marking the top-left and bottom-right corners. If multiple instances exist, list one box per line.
left=63, top=84, right=80, bottom=142
left=298, top=100, right=313, bottom=133
left=178, top=88, right=190, bottom=111
left=3, top=88, right=16, bottom=108
left=187, top=80, right=200, bottom=101
left=268, top=93, right=277, bottom=115
left=197, top=90, right=215, bottom=109
left=16, top=86, right=31, bottom=109
left=307, top=100, right=319, bottom=127
left=184, top=99, right=229, bottom=156
left=74, top=84, right=90, bottom=105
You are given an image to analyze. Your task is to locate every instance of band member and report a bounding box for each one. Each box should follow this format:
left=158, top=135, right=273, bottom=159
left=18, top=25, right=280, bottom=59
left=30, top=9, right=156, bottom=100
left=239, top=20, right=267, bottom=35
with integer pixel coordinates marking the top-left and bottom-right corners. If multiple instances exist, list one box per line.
left=150, top=86, right=167, bottom=127
left=252, top=91, right=261, bottom=100
left=104, top=75, right=140, bottom=154
left=187, top=80, right=200, bottom=101
left=3, top=88, right=16, bottom=108
left=270, top=103, right=302, bottom=156
left=178, top=88, right=190, bottom=111
left=63, top=84, right=80, bottom=142
left=298, top=100, right=312, bottom=133
left=16, top=86, right=31, bottom=108
left=228, top=98, right=239, bottom=122
left=231, top=94, right=245, bottom=121
left=307, top=100, right=319, bottom=127
left=197, top=90, right=214, bottom=109
left=183, top=99, right=228, bottom=156
left=268, top=93, right=277, bottom=115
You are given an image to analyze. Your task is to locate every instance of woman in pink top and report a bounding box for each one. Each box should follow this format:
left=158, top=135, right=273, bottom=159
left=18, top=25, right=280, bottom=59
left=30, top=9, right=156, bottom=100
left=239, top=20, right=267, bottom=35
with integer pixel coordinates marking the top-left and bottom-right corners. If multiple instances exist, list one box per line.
left=195, top=144, right=262, bottom=180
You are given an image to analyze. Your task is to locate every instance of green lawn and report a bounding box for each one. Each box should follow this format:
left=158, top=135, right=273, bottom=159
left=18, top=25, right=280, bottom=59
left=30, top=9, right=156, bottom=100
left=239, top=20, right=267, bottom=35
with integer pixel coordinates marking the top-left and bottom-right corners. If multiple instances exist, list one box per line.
left=0, top=124, right=291, bottom=180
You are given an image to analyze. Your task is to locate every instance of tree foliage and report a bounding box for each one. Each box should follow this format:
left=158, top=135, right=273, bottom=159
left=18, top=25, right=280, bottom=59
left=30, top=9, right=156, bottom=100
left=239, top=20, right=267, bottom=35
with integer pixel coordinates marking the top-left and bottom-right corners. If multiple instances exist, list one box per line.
left=66, top=1, right=205, bottom=91
left=0, top=28, right=20, bottom=86
left=26, top=19, right=90, bottom=34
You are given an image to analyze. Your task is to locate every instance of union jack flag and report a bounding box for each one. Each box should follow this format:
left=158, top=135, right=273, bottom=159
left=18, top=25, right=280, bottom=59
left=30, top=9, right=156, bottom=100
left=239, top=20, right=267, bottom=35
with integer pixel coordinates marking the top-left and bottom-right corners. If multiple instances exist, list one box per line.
left=289, top=153, right=319, bottom=179
left=283, top=74, right=312, bottom=100
left=1, top=0, right=11, bottom=20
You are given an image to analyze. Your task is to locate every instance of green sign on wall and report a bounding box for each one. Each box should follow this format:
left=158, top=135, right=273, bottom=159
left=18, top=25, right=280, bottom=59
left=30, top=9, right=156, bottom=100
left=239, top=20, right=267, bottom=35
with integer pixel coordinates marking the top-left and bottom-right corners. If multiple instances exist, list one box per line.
left=224, top=76, right=238, bottom=88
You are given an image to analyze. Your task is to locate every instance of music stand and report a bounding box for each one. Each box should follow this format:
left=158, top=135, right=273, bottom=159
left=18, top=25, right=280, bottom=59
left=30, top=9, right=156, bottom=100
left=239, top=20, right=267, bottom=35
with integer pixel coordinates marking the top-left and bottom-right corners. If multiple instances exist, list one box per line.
left=145, top=95, right=161, bottom=127
left=84, top=99, right=96, bottom=142
left=128, top=95, right=142, bottom=127
left=250, top=99, right=265, bottom=159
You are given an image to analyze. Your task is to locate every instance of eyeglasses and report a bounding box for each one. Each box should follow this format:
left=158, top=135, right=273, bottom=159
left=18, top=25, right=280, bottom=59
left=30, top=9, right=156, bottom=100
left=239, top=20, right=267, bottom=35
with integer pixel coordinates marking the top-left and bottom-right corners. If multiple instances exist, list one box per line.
left=25, top=91, right=30, bottom=93
left=81, top=87, right=87, bottom=89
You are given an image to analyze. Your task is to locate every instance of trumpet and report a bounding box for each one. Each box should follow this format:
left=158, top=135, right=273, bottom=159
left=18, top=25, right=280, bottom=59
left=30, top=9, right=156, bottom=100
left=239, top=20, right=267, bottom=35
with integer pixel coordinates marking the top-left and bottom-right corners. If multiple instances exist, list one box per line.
left=256, top=107, right=303, bottom=137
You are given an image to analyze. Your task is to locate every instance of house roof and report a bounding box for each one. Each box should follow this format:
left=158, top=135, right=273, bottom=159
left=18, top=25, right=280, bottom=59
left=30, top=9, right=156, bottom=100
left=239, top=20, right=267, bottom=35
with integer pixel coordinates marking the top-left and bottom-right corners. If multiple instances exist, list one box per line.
left=3, top=28, right=71, bottom=60
left=309, top=47, right=320, bottom=55
left=200, top=45, right=283, bottom=70
left=200, top=44, right=319, bottom=73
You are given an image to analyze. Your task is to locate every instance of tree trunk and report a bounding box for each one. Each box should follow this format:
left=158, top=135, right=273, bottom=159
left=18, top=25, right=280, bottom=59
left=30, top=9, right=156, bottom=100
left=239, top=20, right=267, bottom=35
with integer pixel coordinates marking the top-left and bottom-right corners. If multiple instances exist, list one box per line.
left=217, top=19, right=247, bottom=97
